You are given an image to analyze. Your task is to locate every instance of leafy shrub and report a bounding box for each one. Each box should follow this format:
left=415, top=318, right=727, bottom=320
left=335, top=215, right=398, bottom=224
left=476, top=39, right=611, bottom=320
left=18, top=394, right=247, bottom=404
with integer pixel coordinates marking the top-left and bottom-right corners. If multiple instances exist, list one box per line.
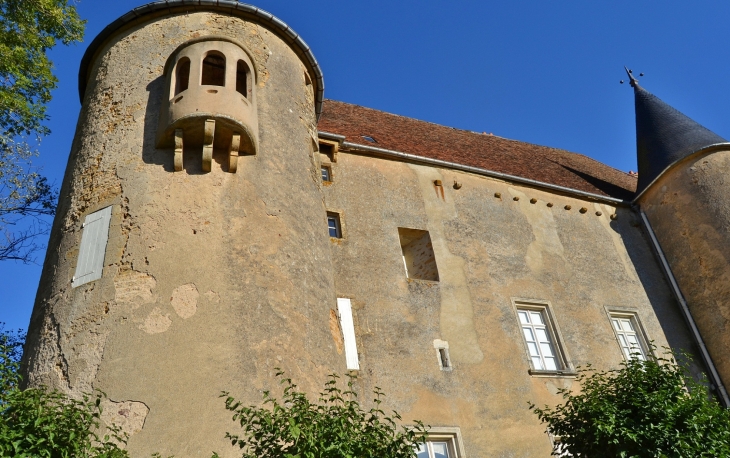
left=530, top=352, right=730, bottom=457
left=216, top=370, right=426, bottom=458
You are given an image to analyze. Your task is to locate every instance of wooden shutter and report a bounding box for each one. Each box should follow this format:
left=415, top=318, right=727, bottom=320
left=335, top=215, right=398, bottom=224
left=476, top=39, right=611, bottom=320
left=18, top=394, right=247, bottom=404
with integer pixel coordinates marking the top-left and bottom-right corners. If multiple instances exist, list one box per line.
left=337, top=298, right=360, bottom=371
left=72, top=206, right=112, bottom=288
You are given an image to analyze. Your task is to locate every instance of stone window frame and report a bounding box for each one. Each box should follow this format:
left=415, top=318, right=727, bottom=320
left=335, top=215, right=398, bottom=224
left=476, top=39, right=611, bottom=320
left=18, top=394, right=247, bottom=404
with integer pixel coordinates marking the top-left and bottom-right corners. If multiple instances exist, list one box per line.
left=413, top=426, right=466, bottom=458
left=604, top=306, right=653, bottom=361
left=433, top=339, right=452, bottom=372
left=326, top=210, right=345, bottom=239
left=510, top=298, right=576, bottom=377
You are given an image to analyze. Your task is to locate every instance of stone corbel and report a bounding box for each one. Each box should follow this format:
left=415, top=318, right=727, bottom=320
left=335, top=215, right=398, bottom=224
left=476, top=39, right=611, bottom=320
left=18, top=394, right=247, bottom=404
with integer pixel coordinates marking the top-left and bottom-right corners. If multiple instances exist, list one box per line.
left=174, top=129, right=183, bottom=172
left=228, top=133, right=240, bottom=173
left=202, top=119, right=215, bottom=173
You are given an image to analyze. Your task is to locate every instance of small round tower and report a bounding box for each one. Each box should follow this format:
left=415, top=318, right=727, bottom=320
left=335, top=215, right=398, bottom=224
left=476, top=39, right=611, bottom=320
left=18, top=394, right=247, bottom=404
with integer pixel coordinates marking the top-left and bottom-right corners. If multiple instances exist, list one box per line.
left=23, top=3, right=339, bottom=456
left=630, top=74, right=730, bottom=390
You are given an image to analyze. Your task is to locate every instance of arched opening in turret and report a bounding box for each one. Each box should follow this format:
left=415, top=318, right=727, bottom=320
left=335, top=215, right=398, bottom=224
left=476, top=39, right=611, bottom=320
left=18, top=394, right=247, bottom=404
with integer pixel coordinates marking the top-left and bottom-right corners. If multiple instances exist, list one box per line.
left=236, top=60, right=250, bottom=98
left=202, top=52, right=226, bottom=86
left=174, top=57, right=190, bottom=95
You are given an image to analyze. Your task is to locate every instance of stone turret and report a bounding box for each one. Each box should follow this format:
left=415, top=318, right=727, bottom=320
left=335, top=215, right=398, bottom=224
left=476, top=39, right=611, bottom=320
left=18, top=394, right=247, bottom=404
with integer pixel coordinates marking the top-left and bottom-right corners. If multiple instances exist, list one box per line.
left=22, top=3, right=339, bottom=456
left=630, top=75, right=730, bottom=390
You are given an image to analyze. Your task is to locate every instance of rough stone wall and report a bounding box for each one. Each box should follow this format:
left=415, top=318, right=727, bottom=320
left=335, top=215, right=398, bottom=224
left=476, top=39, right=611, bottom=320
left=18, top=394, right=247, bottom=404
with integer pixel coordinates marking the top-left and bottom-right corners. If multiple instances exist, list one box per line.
left=640, top=148, right=730, bottom=389
left=23, top=12, right=337, bottom=457
left=322, top=153, right=702, bottom=457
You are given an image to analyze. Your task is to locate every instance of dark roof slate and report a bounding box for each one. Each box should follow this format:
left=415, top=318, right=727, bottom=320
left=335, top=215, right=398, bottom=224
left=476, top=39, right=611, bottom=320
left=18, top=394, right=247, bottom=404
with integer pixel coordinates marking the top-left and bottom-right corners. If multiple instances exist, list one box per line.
left=633, top=84, right=729, bottom=195
left=319, top=100, right=637, bottom=200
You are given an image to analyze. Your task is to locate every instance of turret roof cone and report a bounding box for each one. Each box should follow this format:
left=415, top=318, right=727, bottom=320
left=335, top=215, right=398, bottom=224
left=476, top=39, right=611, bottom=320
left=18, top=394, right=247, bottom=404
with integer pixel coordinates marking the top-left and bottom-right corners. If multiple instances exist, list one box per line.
left=631, top=77, right=729, bottom=196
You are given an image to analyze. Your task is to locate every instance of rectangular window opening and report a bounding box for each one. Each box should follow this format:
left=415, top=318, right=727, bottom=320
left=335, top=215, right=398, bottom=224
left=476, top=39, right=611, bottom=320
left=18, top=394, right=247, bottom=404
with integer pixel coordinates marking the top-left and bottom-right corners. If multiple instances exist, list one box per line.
left=327, top=212, right=342, bottom=238
left=414, top=428, right=464, bottom=458
left=72, top=206, right=113, bottom=288
left=337, top=298, right=359, bottom=371
left=610, top=313, right=649, bottom=361
left=438, top=348, right=451, bottom=370
left=515, top=303, right=567, bottom=372
left=321, top=165, right=332, bottom=182
left=398, top=228, right=439, bottom=281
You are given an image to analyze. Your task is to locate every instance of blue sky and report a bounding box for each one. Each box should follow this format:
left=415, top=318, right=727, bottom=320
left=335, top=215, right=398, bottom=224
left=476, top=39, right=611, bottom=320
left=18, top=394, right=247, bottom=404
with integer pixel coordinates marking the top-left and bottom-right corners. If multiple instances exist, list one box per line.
left=2, top=0, right=729, bottom=331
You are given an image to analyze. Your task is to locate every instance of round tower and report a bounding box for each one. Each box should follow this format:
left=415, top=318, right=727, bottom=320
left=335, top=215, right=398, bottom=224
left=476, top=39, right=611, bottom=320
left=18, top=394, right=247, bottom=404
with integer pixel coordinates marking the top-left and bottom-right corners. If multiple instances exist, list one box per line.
left=23, top=3, right=340, bottom=456
left=629, top=75, right=730, bottom=391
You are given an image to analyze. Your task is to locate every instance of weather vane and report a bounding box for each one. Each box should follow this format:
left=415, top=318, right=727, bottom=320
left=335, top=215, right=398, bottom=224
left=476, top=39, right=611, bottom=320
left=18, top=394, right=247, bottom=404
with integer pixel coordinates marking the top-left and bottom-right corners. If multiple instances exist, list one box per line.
left=620, top=66, right=644, bottom=87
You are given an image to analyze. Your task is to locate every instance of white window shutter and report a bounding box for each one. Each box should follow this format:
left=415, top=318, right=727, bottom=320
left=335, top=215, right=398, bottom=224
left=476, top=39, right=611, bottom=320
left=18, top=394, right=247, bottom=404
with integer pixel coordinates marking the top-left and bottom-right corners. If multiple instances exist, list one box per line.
left=337, top=298, right=360, bottom=371
left=72, top=206, right=113, bottom=288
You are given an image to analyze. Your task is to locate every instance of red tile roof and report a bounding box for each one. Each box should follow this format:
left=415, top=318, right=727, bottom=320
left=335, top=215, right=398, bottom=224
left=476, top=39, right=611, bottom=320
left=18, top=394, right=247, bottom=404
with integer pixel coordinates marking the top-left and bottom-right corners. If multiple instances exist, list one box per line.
left=318, top=100, right=637, bottom=200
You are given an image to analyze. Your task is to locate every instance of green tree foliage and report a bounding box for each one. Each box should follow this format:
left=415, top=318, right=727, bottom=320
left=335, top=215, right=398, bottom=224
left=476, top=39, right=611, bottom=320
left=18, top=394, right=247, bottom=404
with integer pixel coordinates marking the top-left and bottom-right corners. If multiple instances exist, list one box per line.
left=530, top=354, right=730, bottom=457
left=0, top=324, right=130, bottom=457
left=0, top=0, right=85, bottom=262
left=217, top=371, right=426, bottom=458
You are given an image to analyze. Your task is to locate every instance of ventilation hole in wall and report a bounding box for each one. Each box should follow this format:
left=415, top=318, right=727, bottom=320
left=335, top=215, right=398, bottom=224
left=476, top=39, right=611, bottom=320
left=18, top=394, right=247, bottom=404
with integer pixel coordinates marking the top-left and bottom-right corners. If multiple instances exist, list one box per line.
left=398, top=228, right=439, bottom=281
left=207, top=89, right=218, bottom=94
left=174, top=95, right=183, bottom=103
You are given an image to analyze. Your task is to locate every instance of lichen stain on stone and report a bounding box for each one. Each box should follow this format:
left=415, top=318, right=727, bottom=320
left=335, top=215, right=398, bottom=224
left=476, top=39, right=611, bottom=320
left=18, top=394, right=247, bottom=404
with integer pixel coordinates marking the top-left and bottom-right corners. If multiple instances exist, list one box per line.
left=114, top=269, right=156, bottom=306
left=170, top=283, right=199, bottom=319
left=100, top=399, right=150, bottom=445
left=329, top=309, right=344, bottom=355
left=140, top=307, right=172, bottom=334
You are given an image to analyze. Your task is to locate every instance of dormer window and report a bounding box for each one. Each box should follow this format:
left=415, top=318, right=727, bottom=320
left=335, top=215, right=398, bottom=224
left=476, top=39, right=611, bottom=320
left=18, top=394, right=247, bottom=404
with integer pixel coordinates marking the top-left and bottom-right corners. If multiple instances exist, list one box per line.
left=202, top=52, right=226, bottom=86
left=174, top=57, right=190, bottom=95
left=236, top=60, right=251, bottom=98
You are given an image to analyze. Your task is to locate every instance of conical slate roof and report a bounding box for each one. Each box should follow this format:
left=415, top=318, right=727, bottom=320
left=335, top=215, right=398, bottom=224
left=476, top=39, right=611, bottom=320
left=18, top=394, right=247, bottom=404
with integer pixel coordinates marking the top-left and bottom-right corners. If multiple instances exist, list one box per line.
left=633, top=81, right=729, bottom=196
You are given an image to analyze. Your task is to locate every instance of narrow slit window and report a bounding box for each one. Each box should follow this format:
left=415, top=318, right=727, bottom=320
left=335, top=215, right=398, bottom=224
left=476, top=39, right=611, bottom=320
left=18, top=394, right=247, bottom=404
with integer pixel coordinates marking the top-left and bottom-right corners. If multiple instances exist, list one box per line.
left=327, top=212, right=342, bottom=238
left=201, top=52, right=226, bottom=86
left=516, top=307, right=563, bottom=371
left=72, top=206, right=113, bottom=288
left=398, top=228, right=439, bottom=281
left=236, top=60, right=250, bottom=97
left=610, top=314, right=648, bottom=361
left=174, top=57, right=190, bottom=95
left=438, top=348, right=451, bottom=370
left=337, top=298, right=359, bottom=371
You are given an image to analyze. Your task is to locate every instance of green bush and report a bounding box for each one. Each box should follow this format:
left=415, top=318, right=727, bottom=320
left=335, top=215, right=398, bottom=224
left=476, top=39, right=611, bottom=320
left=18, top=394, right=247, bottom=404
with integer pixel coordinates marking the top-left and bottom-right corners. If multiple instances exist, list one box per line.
left=216, top=370, right=426, bottom=458
left=530, top=353, right=730, bottom=457
left=0, top=325, right=129, bottom=457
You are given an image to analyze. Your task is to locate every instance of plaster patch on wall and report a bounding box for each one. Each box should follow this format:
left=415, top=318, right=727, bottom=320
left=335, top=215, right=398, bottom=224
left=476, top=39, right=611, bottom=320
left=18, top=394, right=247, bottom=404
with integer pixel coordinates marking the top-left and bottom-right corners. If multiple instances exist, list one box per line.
left=204, top=290, right=220, bottom=303
left=114, top=269, right=156, bottom=306
left=140, top=307, right=172, bottom=334
left=100, top=399, right=150, bottom=446
left=171, top=283, right=199, bottom=319
left=67, top=330, right=109, bottom=393
left=329, top=309, right=344, bottom=354
left=508, top=188, right=566, bottom=274
left=410, top=165, right=484, bottom=365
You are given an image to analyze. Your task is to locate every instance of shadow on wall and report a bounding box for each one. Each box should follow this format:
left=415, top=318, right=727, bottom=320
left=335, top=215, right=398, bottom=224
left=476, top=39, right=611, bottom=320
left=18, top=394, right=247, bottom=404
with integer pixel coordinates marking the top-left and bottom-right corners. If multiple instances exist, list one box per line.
left=142, top=77, right=233, bottom=175
left=612, top=214, right=707, bottom=382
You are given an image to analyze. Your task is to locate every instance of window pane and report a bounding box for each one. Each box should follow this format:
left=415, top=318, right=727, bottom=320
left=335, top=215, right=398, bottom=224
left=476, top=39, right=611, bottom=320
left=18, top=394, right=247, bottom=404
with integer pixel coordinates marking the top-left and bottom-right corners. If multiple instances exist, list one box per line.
left=415, top=443, right=429, bottom=458
left=432, top=442, right=450, bottom=458
left=544, top=357, right=558, bottom=370
left=536, top=328, right=550, bottom=342
left=527, top=342, right=540, bottom=357
left=532, top=356, right=544, bottom=370
left=530, top=311, right=544, bottom=324
left=611, top=318, right=621, bottom=331
left=523, top=328, right=535, bottom=342
left=622, top=319, right=635, bottom=332
left=321, top=167, right=330, bottom=181
left=540, top=343, right=555, bottom=357
left=518, top=311, right=529, bottom=324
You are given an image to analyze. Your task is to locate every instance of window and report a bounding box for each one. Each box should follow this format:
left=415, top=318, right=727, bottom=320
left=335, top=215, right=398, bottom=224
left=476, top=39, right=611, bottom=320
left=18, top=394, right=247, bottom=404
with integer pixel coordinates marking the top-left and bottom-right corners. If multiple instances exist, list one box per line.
left=609, top=314, right=649, bottom=361
left=72, top=206, right=113, bottom=288
left=414, top=428, right=465, bottom=458
left=201, top=52, right=226, bottom=86
left=327, top=212, right=342, bottom=238
left=513, top=301, right=571, bottom=373
left=398, top=228, right=439, bottom=281
left=362, top=135, right=377, bottom=143
left=174, top=57, right=190, bottom=95
left=236, top=59, right=250, bottom=97
left=337, top=298, right=359, bottom=371
left=321, top=165, right=331, bottom=182
left=433, top=339, right=452, bottom=371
